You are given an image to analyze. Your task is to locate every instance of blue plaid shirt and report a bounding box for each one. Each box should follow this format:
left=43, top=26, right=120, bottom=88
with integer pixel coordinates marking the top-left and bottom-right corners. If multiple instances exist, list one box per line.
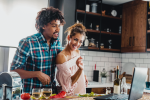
left=10, top=33, right=62, bottom=94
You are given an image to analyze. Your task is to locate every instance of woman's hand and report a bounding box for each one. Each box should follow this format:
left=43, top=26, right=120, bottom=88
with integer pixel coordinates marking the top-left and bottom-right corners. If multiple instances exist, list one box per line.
left=37, top=71, right=51, bottom=85
left=84, top=75, right=88, bottom=87
left=76, top=56, right=83, bottom=70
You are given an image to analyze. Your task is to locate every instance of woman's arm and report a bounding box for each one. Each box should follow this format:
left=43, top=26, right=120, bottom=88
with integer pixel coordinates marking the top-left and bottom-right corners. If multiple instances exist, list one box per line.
left=71, top=68, right=83, bottom=85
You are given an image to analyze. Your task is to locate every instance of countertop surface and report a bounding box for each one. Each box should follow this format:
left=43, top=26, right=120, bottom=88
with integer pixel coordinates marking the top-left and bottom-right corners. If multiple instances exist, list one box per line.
left=87, top=81, right=113, bottom=88
left=87, top=81, right=150, bottom=93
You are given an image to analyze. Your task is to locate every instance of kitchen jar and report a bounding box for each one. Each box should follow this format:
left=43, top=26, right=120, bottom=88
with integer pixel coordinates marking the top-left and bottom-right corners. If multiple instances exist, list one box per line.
left=86, top=4, right=90, bottom=12
left=89, top=38, right=96, bottom=47
left=91, top=3, right=97, bottom=13
left=100, top=43, right=104, bottom=48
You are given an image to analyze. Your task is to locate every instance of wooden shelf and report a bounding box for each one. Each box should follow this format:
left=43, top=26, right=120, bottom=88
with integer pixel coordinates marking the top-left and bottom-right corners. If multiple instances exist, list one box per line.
left=77, top=9, right=121, bottom=20
left=101, top=31, right=121, bottom=36
left=87, top=29, right=100, bottom=33
left=148, top=12, right=150, bottom=15
left=87, top=29, right=121, bottom=35
left=102, top=14, right=122, bottom=20
left=100, top=48, right=120, bottom=52
left=88, top=47, right=99, bottom=50
left=77, top=9, right=85, bottom=13
left=147, top=30, right=150, bottom=33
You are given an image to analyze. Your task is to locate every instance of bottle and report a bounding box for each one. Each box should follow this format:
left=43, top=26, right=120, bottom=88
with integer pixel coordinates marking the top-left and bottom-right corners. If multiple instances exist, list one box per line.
left=121, top=77, right=128, bottom=94
left=111, top=70, right=115, bottom=82
left=84, top=36, right=89, bottom=47
left=96, top=41, right=98, bottom=48
left=119, top=26, right=121, bottom=34
left=113, top=65, right=121, bottom=94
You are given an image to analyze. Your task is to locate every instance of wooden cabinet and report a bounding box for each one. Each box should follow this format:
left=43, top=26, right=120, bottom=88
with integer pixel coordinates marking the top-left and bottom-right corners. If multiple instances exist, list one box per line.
left=91, top=87, right=113, bottom=94
left=121, top=1, right=147, bottom=52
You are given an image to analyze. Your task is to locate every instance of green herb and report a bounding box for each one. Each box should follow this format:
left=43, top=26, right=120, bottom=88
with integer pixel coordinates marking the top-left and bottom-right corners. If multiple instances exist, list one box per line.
left=101, top=71, right=107, bottom=77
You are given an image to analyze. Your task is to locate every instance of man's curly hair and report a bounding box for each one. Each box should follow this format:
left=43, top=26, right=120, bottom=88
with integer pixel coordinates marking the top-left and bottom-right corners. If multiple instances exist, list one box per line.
left=35, top=6, right=65, bottom=33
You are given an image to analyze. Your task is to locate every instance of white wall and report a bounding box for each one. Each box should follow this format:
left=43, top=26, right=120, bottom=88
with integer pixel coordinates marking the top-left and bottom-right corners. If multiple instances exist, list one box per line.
left=0, top=0, right=48, bottom=47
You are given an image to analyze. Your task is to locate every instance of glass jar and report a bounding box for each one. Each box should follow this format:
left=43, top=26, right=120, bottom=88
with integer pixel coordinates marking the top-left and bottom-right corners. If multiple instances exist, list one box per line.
left=106, top=87, right=111, bottom=94
left=89, top=38, right=96, bottom=47
left=100, top=43, right=104, bottom=48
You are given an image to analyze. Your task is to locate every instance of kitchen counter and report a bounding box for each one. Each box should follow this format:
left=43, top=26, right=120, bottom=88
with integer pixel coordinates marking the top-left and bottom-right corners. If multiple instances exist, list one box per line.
left=87, top=81, right=113, bottom=88
left=87, top=81, right=150, bottom=93
left=30, top=93, right=150, bottom=100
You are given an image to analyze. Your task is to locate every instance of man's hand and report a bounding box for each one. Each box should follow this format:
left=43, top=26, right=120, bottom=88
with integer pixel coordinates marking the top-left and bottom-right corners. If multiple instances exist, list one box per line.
left=37, top=72, right=51, bottom=85
left=84, top=75, right=88, bottom=87
left=76, top=56, right=83, bottom=70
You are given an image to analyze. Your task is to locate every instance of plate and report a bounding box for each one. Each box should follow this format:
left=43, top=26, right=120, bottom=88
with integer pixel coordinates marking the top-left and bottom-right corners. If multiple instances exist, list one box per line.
left=111, top=10, right=117, bottom=17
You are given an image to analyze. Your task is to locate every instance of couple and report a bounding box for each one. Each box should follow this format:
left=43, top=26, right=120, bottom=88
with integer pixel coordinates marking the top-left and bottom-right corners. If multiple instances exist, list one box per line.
left=10, top=6, right=88, bottom=96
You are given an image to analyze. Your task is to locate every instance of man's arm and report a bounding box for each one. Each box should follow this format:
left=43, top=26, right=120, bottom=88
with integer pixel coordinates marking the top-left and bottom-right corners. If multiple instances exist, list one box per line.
left=12, top=69, right=50, bottom=85
left=12, top=69, right=40, bottom=79
left=10, top=39, right=50, bottom=85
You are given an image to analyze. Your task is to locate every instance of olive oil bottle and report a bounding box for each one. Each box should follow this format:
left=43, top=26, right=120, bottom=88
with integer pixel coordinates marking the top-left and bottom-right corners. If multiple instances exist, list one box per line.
left=113, top=65, right=121, bottom=94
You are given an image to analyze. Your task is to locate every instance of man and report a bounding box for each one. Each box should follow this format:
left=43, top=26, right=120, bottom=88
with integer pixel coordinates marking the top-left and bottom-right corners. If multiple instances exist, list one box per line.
left=10, top=7, right=65, bottom=94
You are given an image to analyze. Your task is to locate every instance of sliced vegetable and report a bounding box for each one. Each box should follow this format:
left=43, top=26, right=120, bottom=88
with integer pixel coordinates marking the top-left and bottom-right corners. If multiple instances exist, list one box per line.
left=39, top=95, right=46, bottom=99
left=30, top=96, right=36, bottom=99
left=78, top=92, right=101, bottom=97
left=50, top=91, right=66, bottom=99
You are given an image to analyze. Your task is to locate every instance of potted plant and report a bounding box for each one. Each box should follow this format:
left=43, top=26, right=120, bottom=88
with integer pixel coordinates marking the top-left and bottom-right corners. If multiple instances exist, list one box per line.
left=100, top=68, right=108, bottom=83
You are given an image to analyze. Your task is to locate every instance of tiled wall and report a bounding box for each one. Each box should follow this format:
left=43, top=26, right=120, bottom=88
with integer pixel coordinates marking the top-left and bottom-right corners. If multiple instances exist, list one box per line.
left=80, top=50, right=150, bottom=82
left=122, top=53, right=150, bottom=81
left=80, top=50, right=122, bottom=82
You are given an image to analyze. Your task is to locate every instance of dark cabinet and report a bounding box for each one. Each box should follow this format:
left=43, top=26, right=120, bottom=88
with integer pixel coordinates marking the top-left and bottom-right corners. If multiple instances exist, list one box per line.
left=76, top=0, right=122, bottom=52
left=121, top=1, right=147, bottom=52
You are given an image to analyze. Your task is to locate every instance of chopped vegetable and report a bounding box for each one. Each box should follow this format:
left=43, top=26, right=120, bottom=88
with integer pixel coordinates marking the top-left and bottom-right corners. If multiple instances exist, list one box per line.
left=30, top=96, right=36, bottom=99
left=51, top=94, right=56, bottom=96
left=50, top=91, right=66, bottom=99
left=78, top=92, right=101, bottom=97
left=39, top=95, right=46, bottom=99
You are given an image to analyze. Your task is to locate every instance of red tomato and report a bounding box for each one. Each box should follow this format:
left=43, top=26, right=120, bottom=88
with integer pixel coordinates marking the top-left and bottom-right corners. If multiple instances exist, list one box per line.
left=50, top=91, right=66, bottom=98
left=21, top=93, right=30, bottom=99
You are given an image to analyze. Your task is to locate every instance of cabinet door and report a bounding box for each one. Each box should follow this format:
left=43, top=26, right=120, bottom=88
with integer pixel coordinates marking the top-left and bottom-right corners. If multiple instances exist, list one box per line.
left=121, top=7, right=133, bottom=52
left=132, top=3, right=147, bottom=52
left=91, top=88, right=106, bottom=94
left=91, top=87, right=113, bottom=94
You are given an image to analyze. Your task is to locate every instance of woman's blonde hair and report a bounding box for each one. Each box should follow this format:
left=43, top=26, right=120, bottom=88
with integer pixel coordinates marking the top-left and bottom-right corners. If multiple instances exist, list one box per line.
left=65, top=23, right=86, bottom=44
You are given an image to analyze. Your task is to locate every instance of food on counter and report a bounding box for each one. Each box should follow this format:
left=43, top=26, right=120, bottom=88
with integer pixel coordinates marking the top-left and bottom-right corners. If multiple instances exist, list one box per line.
left=72, top=97, right=95, bottom=100
left=21, top=93, right=30, bottom=99
left=50, top=91, right=66, bottom=99
left=31, top=94, right=56, bottom=99
left=31, top=96, right=36, bottom=99
left=14, top=87, right=21, bottom=94
left=78, top=92, right=102, bottom=97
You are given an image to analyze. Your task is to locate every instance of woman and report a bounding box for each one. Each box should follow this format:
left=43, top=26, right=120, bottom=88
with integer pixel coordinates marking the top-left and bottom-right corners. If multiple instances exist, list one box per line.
left=56, top=23, right=88, bottom=96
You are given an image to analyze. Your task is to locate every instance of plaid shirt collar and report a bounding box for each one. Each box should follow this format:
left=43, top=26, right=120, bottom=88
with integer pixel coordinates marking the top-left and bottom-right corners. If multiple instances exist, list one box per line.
left=38, top=33, right=58, bottom=44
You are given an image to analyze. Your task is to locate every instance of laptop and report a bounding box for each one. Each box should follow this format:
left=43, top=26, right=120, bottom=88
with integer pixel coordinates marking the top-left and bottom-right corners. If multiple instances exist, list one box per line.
left=94, top=67, right=148, bottom=100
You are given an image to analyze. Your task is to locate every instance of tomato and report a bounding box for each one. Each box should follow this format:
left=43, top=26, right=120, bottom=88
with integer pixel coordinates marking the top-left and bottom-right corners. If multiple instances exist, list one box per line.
left=50, top=91, right=66, bottom=99
left=21, top=93, right=30, bottom=99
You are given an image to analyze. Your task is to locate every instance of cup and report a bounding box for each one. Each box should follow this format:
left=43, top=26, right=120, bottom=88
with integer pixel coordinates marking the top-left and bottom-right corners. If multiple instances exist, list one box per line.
left=41, top=88, right=52, bottom=99
left=145, top=82, right=150, bottom=88
left=32, top=88, right=41, bottom=99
